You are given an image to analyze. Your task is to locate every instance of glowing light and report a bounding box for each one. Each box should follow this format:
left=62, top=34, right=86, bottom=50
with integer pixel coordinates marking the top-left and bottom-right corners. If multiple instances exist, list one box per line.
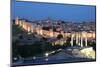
left=45, top=58, right=48, bottom=61
left=80, top=47, right=96, bottom=59
left=14, top=57, right=17, bottom=60
left=33, top=56, right=36, bottom=59
left=28, top=32, right=31, bottom=35
left=45, top=53, right=49, bottom=57
left=51, top=51, right=55, bottom=53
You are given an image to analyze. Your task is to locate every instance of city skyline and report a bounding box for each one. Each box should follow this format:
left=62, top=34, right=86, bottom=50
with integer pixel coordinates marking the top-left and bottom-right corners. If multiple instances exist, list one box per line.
left=12, top=1, right=96, bottom=22
left=12, top=1, right=96, bottom=66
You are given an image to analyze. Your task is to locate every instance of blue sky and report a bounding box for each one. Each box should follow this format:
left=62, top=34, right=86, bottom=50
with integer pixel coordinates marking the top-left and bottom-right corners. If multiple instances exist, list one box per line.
left=12, top=1, right=96, bottom=22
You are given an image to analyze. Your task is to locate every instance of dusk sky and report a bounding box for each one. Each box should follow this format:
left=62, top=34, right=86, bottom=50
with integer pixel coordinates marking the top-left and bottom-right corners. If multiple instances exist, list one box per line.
left=12, top=1, right=96, bottom=22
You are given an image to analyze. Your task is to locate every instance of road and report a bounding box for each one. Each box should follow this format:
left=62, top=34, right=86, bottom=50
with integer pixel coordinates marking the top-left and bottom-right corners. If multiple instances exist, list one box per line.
left=12, top=48, right=95, bottom=66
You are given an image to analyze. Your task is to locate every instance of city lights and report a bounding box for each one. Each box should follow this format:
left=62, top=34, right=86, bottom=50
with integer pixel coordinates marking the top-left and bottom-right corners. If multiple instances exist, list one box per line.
left=33, top=56, right=36, bottom=60
left=45, top=52, right=49, bottom=57
left=12, top=1, right=96, bottom=66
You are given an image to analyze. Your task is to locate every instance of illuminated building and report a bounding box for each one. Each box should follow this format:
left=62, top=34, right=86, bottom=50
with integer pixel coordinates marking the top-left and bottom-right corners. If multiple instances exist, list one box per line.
left=15, top=18, right=96, bottom=46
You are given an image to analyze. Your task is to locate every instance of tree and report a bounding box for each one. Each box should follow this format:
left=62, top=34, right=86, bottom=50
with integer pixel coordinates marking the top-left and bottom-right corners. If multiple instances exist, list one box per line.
left=40, top=40, right=52, bottom=52
left=17, top=43, right=43, bottom=58
left=57, top=34, right=63, bottom=39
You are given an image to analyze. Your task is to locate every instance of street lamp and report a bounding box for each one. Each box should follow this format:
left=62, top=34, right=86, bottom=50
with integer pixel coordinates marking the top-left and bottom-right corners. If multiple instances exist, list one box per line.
left=45, top=52, right=49, bottom=61
left=45, top=52, right=49, bottom=57
left=33, top=56, right=36, bottom=60
left=45, top=58, right=48, bottom=61
left=13, top=57, right=17, bottom=61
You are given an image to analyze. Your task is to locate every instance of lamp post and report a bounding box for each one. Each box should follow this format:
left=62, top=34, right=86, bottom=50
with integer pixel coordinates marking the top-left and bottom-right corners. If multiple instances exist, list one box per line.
left=45, top=52, right=49, bottom=61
